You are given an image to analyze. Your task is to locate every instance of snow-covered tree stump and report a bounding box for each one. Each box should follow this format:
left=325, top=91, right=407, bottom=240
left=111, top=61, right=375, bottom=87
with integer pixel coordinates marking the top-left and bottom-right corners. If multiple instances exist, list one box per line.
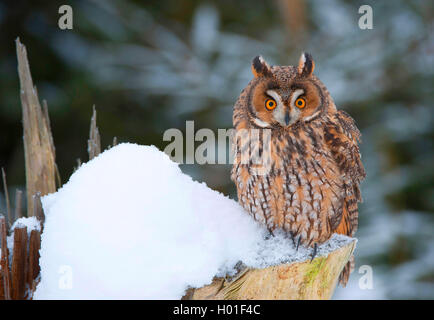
left=188, top=238, right=356, bottom=300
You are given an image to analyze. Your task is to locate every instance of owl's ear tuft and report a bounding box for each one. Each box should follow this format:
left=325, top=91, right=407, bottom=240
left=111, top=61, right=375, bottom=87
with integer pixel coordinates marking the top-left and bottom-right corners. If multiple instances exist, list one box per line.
left=297, top=52, right=315, bottom=77
left=252, top=55, right=272, bottom=78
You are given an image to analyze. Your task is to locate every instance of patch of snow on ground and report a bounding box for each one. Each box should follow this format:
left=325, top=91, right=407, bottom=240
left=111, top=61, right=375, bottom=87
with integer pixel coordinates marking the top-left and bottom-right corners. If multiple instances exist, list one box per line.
left=33, top=143, right=354, bottom=299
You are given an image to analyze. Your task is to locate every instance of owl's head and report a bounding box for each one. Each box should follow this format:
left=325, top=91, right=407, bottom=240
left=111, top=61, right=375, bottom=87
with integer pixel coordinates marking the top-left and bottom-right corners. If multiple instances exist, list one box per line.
left=244, top=53, right=329, bottom=129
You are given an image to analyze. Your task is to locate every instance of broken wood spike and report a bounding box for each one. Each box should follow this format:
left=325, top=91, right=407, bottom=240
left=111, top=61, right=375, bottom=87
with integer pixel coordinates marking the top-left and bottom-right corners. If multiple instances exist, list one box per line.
left=0, top=216, right=11, bottom=300
left=16, top=38, right=58, bottom=216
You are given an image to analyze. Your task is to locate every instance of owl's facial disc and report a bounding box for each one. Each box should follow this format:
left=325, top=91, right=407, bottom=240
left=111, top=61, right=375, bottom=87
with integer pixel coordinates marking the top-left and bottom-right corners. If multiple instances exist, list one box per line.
left=247, top=53, right=323, bottom=129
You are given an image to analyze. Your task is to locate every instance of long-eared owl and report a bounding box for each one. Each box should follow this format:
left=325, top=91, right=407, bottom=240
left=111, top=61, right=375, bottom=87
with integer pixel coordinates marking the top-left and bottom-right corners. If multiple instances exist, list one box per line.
left=231, top=53, right=366, bottom=285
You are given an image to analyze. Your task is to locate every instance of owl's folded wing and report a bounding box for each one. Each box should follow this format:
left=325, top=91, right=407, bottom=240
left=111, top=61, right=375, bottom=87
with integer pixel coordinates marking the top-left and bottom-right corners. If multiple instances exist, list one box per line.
left=324, top=110, right=366, bottom=239
left=324, top=110, right=366, bottom=201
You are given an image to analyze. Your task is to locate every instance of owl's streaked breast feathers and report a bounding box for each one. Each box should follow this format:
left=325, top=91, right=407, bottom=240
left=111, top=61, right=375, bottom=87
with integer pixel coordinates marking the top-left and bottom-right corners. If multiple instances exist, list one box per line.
left=231, top=53, right=365, bottom=286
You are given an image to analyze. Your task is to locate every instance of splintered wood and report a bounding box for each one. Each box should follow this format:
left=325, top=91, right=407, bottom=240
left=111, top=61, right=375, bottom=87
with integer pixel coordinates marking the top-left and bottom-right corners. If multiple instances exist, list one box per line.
left=0, top=217, right=42, bottom=300
left=16, top=38, right=58, bottom=217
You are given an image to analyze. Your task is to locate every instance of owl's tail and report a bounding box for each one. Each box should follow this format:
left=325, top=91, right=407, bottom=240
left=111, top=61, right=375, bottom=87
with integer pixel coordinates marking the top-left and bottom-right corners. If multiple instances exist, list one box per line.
left=335, top=196, right=358, bottom=286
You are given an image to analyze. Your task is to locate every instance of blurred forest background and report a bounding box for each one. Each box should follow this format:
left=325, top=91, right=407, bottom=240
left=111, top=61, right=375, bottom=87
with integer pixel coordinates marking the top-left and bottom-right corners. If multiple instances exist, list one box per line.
left=0, top=0, right=433, bottom=299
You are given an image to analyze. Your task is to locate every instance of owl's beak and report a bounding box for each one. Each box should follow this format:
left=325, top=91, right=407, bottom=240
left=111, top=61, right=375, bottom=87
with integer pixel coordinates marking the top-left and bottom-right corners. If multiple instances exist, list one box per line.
left=285, top=112, right=291, bottom=126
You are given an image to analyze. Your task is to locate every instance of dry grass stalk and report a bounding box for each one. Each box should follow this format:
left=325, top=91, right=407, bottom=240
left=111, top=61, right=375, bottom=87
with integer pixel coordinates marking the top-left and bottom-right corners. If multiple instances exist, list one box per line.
left=16, top=38, right=58, bottom=216
left=88, top=105, right=101, bottom=160
left=190, top=239, right=356, bottom=300
left=14, top=189, right=23, bottom=221
left=1, top=168, right=11, bottom=228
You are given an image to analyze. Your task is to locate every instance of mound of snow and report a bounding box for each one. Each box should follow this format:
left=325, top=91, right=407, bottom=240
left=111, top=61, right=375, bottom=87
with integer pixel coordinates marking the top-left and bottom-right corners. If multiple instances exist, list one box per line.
left=33, top=143, right=353, bottom=299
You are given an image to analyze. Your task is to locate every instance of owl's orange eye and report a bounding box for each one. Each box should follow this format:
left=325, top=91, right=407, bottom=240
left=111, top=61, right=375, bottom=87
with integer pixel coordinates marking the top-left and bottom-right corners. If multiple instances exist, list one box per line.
left=295, top=97, right=306, bottom=108
left=265, top=99, right=277, bottom=110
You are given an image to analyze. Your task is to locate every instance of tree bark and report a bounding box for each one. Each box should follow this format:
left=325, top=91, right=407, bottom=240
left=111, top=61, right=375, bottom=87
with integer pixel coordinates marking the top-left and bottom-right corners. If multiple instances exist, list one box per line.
left=11, top=226, right=28, bottom=300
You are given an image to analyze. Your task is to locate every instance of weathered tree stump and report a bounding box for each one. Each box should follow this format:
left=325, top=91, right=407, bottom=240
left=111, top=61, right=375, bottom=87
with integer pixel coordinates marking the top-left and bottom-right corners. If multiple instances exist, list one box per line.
left=188, top=239, right=356, bottom=300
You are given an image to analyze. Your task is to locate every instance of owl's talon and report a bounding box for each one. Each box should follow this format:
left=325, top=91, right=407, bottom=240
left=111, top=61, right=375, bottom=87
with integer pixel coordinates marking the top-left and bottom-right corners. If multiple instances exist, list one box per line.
left=266, top=226, right=275, bottom=237
left=296, top=236, right=301, bottom=251
left=310, top=243, right=318, bottom=262
left=290, top=232, right=296, bottom=247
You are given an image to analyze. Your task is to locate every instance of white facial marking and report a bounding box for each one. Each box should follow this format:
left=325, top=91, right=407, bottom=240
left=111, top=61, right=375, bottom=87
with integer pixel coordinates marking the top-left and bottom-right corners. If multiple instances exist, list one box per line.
left=266, top=90, right=283, bottom=106
left=253, top=117, right=270, bottom=128
left=283, top=89, right=304, bottom=126
left=304, top=110, right=321, bottom=122
left=290, top=89, right=305, bottom=108
left=266, top=90, right=286, bottom=126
